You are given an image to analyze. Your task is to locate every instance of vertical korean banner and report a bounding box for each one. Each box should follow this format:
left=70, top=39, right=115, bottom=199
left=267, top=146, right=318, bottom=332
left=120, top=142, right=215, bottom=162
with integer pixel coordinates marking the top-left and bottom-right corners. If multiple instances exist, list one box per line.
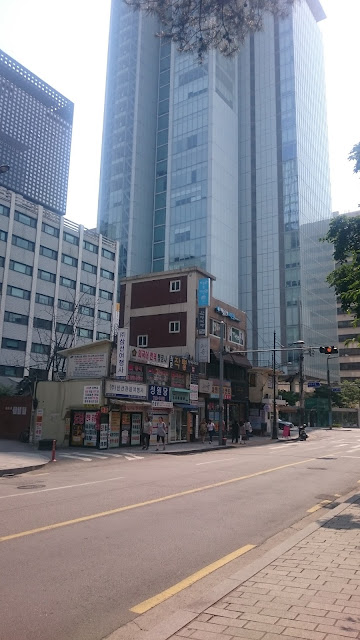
left=116, top=327, right=129, bottom=378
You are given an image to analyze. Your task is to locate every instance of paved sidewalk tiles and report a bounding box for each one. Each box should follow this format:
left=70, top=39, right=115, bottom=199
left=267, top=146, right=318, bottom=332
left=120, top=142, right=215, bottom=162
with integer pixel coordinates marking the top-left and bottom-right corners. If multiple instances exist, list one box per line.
left=165, top=497, right=360, bottom=640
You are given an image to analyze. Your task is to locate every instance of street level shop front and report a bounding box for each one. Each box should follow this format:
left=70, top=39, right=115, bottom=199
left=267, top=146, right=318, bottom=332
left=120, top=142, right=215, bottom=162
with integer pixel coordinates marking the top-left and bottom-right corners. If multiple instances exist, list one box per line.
left=104, top=380, right=151, bottom=447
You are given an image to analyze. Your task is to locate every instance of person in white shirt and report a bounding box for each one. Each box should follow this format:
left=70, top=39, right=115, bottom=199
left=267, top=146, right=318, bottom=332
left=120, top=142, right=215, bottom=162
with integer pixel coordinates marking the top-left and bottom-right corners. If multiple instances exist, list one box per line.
left=156, top=417, right=167, bottom=451
left=142, top=416, right=152, bottom=450
left=207, top=420, right=215, bottom=443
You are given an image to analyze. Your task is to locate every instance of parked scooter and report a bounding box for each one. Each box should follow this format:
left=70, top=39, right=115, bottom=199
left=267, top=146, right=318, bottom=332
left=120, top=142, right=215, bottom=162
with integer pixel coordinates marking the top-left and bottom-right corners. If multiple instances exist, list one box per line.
left=298, top=425, right=308, bottom=441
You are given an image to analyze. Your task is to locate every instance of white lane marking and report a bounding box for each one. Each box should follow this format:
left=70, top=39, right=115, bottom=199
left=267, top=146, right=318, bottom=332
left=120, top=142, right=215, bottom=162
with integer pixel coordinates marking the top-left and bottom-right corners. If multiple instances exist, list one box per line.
left=196, top=457, right=237, bottom=466
left=348, top=445, right=360, bottom=451
left=333, top=444, right=349, bottom=448
left=102, top=453, right=124, bottom=458
left=0, top=476, right=125, bottom=500
left=83, top=452, right=109, bottom=458
left=58, top=454, right=93, bottom=461
left=124, top=455, right=144, bottom=461
left=123, top=452, right=144, bottom=459
left=341, top=455, right=360, bottom=459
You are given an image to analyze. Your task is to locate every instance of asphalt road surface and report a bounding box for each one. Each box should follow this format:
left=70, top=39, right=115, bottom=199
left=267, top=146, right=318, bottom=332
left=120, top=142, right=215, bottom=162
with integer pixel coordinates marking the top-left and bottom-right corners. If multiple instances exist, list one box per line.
left=1, top=429, right=360, bottom=640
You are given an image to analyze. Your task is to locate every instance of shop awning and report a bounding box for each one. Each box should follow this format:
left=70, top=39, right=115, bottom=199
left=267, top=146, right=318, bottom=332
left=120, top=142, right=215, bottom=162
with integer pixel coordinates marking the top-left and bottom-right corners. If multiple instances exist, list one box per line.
left=174, top=403, right=199, bottom=411
left=211, top=351, right=252, bottom=368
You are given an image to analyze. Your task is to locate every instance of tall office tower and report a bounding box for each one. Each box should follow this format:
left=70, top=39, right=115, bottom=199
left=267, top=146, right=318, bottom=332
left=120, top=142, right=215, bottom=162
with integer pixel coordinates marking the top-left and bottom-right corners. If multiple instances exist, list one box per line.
left=0, top=50, right=73, bottom=216
left=98, top=0, right=336, bottom=376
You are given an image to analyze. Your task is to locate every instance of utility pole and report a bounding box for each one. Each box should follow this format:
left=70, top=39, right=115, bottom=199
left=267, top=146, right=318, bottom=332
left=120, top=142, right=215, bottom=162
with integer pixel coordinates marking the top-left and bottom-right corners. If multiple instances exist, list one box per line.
left=272, top=331, right=277, bottom=440
left=327, top=357, right=332, bottom=430
left=299, top=347, right=305, bottom=426
left=219, top=321, right=224, bottom=445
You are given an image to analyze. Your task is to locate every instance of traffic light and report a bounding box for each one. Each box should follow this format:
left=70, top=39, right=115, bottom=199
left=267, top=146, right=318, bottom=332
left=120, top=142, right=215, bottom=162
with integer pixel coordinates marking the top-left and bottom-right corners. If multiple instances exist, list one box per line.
left=319, top=346, right=338, bottom=354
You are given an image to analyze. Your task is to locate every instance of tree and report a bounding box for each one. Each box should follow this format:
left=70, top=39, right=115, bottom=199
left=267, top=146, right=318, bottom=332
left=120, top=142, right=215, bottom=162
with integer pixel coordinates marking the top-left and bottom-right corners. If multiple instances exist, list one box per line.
left=349, top=142, right=360, bottom=175
left=125, top=0, right=297, bottom=59
left=279, top=389, right=299, bottom=406
left=308, top=385, right=342, bottom=408
left=324, top=215, right=360, bottom=322
left=338, top=380, right=360, bottom=408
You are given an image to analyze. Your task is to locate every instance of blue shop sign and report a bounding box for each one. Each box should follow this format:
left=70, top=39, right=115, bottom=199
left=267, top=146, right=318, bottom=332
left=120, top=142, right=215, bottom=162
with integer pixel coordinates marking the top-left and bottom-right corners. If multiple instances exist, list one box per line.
left=148, top=385, right=170, bottom=403
left=198, top=278, right=210, bottom=307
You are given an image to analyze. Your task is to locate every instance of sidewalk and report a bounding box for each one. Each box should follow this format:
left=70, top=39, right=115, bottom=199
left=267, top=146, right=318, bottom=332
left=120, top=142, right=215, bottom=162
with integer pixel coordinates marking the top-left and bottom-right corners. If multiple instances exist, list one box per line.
left=108, top=490, right=360, bottom=640
left=0, top=440, right=50, bottom=476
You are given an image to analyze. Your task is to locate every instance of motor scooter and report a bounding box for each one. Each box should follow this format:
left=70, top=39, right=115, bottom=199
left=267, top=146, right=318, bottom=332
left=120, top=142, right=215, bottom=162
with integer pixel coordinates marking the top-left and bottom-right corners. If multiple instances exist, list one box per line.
left=298, top=425, right=308, bottom=441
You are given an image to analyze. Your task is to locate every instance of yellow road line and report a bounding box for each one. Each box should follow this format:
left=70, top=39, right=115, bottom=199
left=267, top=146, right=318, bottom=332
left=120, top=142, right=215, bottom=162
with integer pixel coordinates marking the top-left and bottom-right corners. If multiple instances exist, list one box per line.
left=0, top=458, right=315, bottom=544
left=130, top=544, right=256, bottom=614
left=307, top=499, right=332, bottom=513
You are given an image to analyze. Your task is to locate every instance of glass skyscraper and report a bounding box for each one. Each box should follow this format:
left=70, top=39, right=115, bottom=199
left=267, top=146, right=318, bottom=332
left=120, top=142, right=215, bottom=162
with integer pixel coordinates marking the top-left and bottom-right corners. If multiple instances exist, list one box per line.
left=0, top=50, right=73, bottom=216
left=98, top=0, right=337, bottom=377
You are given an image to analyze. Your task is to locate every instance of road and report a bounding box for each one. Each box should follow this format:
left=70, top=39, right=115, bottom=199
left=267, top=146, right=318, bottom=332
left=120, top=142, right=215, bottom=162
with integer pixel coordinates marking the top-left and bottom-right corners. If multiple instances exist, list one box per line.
left=1, top=429, right=360, bottom=640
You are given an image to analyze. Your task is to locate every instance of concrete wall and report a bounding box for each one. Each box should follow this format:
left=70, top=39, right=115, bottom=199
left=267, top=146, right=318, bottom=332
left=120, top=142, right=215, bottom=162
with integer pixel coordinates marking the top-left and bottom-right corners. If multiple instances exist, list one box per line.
left=36, top=379, right=105, bottom=446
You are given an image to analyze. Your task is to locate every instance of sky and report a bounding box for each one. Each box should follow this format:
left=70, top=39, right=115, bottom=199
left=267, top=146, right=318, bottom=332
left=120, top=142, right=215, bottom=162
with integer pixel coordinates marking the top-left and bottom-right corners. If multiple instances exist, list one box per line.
left=0, top=0, right=359, bottom=228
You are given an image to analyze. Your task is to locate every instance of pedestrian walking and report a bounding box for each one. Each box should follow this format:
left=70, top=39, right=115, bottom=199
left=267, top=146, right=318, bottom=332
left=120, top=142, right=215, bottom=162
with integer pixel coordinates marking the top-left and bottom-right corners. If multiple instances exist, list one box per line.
left=231, top=420, right=239, bottom=444
left=142, top=415, right=152, bottom=450
left=199, top=419, right=207, bottom=444
left=207, top=419, right=215, bottom=444
left=156, top=416, right=167, bottom=451
left=245, top=419, right=252, bottom=440
left=239, top=420, right=246, bottom=445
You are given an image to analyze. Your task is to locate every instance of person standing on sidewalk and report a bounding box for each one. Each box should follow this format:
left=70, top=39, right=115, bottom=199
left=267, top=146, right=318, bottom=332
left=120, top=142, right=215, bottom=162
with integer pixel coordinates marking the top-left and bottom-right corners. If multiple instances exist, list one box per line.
left=142, top=415, right=152, bottom=450
left=245, top=419, right=252, bottom=440
left=156, top=417, right=167, bottom=451
left=231, top=420, right=239, bottom=444
left=239, top=420, right=246, bottom=445
left=207, top=419, right=215, bottom=444
left=199, top=419, right=207, bottom=444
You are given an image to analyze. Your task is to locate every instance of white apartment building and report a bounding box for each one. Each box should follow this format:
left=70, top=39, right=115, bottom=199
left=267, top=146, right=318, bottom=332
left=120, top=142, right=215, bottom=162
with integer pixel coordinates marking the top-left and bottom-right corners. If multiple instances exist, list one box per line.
left=0, top=187, right=118, bottom=380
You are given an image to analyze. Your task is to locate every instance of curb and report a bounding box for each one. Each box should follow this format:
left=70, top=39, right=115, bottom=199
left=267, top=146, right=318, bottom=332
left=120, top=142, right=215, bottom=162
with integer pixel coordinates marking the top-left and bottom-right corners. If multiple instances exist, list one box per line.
left=0, top=461, right=49, bottom=477
left=105, top=487, right=360, bottom=640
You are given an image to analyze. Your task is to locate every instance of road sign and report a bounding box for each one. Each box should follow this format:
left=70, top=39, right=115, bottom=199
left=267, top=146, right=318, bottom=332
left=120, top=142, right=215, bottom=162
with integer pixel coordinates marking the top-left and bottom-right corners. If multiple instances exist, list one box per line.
left=307, top=381, right=321, bottom=388
left=331, top=387, right=341, bottom=393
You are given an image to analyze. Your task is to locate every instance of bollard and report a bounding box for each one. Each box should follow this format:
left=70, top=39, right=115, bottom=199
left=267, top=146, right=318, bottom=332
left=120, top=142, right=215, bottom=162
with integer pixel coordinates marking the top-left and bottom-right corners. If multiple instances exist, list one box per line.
left=51, top=439, right=56, bottom=462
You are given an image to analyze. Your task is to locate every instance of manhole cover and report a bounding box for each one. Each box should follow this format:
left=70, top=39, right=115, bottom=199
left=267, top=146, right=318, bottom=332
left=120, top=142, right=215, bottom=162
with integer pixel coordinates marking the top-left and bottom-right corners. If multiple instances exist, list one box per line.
left=17, top=484, right=46, bottom=490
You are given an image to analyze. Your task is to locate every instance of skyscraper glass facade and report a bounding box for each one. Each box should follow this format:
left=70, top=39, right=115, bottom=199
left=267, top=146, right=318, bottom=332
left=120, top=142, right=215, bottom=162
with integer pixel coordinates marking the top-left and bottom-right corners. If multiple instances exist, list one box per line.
left=98, top=0, right=337, bottom=376
left=0, top=50, right=73, bottom=216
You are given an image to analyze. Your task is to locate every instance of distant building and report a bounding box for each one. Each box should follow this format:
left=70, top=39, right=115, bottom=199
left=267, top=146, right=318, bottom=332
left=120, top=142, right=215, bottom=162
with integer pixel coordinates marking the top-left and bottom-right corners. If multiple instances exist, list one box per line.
left=0, top=49, right=73, bottom=215
left=0, top=187, right=118, bottom=380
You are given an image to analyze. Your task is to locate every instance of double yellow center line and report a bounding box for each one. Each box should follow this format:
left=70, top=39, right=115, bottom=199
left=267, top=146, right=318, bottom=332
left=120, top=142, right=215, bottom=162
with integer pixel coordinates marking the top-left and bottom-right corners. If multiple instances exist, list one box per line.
left=0, top=458, right=316, bottom=544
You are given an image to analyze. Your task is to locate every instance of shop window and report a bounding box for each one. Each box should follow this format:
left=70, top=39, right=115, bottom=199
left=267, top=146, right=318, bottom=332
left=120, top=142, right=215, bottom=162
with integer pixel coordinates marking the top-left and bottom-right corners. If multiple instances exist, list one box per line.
left=210, top=319, right=222, bottom=337
left=137, top=335, right=148, bottom=347
left=169, top=320, right=180, bottom=333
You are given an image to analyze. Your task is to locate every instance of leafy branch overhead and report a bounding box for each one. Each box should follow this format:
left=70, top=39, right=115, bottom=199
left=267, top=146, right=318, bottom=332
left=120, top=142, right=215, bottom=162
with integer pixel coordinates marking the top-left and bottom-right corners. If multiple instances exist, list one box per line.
left=349, top=142, right=360, bottom=175
left=124, top=0, right=297, bottom=58
left=324, top=215, right=360, bottom=322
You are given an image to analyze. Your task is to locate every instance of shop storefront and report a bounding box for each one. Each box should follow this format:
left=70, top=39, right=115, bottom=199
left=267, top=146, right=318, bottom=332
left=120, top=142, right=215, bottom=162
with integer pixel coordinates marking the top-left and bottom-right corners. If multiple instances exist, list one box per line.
left=171, top=388, right=198, bottom=441
left=104, top=379, right=151, bottom=447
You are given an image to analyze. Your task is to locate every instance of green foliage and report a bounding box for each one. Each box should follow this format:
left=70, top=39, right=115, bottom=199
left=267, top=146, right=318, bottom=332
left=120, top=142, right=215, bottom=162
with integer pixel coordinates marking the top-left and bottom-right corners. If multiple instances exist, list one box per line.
left=125, top=0, right=297, bottom=59
left=349, top=142, right=360, bottom=174
left=308, top=385, right=343, bottom=407
left=0, top=384, right=13, bottom=397
left=324, top=215, right=360, bottom=322
left=279, top=389, right=299, bottom=406
left=339, top=380, right=360, bottom=408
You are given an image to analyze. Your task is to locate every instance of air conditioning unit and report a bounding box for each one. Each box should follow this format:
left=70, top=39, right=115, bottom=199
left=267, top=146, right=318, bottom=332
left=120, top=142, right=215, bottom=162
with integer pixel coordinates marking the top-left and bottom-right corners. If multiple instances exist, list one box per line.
left=224, top=345, right=231, bottom=353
